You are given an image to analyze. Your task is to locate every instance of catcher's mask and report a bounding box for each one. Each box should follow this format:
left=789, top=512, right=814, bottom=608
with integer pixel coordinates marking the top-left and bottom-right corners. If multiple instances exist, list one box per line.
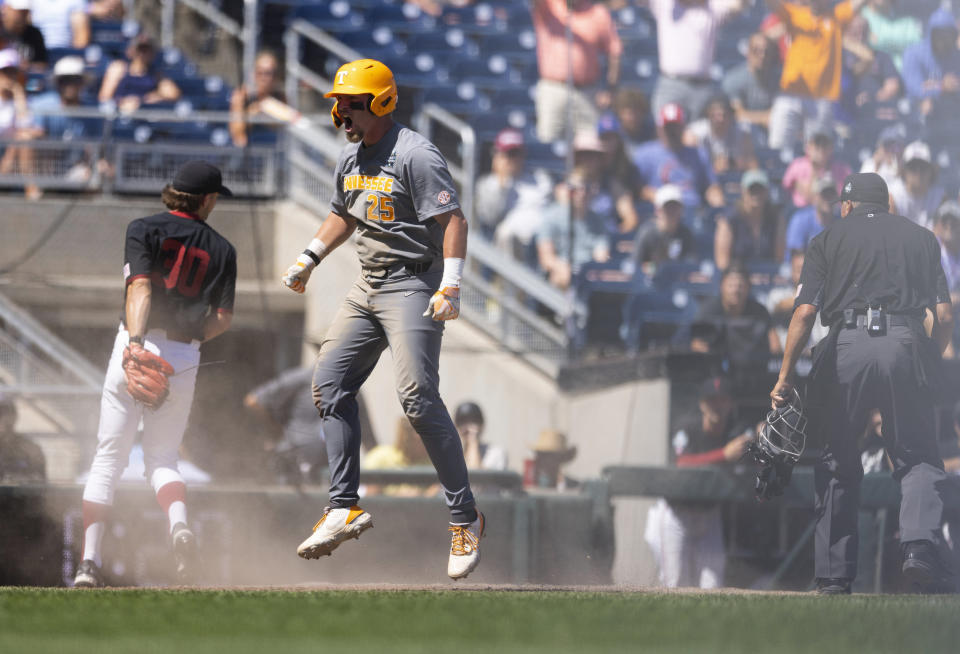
left=758, top=387, right=808, bottom=464
left=325, top=59, right=397, bottom=128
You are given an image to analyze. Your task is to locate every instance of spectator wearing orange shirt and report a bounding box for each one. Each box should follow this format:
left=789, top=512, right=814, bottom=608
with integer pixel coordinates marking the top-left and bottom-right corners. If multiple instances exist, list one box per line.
left=765, top=0, right=868, bottom=150
left=531, top=0, right=622, bottom=143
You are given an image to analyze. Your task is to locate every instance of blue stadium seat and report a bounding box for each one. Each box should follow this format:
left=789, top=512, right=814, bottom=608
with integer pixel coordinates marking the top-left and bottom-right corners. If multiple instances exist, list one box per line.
left=450, top=56, right=524, bottom=90
left=491, top=86, right=535, bottom=111
left=292, top=1, right=366, bottom=30
left=420, top=84, right=491, bottom=117
left=621, top=287, right=699, bottom=351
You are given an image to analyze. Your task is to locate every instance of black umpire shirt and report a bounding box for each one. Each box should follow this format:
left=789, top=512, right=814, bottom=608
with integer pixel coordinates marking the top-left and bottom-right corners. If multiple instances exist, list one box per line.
left=794, top=202, right=950, bottom=325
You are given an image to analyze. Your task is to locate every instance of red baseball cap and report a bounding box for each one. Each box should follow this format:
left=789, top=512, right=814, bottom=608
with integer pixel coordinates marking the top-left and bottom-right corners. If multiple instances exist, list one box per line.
left=658, top=103, right=686, bottom=126
left=494, top=128, right=525, bottom=152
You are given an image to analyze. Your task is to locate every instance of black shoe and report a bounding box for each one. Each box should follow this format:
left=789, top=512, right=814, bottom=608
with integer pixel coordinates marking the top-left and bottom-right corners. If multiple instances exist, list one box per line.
left=902, top=540, right=954, bottom=593
left=73, top=560, right=104, bottom=588
left=815, top=578, right=852, bottom=595
left=172, top=522, right=198, bottom=584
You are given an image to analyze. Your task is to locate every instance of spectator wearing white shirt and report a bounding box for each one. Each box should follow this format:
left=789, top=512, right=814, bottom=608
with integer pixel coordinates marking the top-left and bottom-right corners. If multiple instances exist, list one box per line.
left=684, top=94, right=757, bottom=174
left=645, top=0, right=745, bottom=120
left=888, top=140, right=944, bottom=231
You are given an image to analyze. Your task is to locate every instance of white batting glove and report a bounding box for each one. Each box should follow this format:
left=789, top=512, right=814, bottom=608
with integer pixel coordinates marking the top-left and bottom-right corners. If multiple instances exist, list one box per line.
left=423, top=286, right=460, bottom=321
left=282, top=253, right=316, bottom=294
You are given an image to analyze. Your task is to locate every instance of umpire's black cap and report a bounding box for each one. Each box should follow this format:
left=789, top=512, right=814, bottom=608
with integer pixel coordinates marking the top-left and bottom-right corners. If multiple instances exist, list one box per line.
left=172, top=160, right=233, bottom=197
left=839, top=172, right=888, bottom=206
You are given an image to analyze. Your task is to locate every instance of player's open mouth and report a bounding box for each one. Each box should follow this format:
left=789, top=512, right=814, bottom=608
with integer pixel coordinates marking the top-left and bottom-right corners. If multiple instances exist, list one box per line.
left=343, top=117, right=354, bottom=132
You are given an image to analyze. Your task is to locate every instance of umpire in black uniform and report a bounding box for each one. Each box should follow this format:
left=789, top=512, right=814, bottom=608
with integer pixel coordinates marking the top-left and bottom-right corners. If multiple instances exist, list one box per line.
left=771, top=172, right=954, bottom=594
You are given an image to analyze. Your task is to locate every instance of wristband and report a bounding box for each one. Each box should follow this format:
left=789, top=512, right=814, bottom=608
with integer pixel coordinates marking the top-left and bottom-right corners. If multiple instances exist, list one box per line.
left=440, top=257, right=465, bottom=289
left=302, top=237, right=328, bottom=267
left=129, top=335, right=144, bottom=345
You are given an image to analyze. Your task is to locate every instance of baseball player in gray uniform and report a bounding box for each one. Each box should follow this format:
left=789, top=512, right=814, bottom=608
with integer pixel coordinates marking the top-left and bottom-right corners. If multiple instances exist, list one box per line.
left=282, top=59, right=483, bottom=579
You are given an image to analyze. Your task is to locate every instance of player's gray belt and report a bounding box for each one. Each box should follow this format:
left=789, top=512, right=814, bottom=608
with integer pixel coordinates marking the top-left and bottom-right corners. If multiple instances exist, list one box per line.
left=362, top=259, right=438, bottom=280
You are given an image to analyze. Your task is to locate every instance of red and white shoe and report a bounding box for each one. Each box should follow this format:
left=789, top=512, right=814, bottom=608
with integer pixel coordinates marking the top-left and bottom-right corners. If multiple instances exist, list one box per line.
left=447, top=512, right=484, bottom=580
left=297, top=506, right=373, bottom=559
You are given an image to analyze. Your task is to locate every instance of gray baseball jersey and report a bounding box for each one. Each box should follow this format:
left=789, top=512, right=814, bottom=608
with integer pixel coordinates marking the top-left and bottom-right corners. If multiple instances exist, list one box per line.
left=330, top=123, right=461, bottom=268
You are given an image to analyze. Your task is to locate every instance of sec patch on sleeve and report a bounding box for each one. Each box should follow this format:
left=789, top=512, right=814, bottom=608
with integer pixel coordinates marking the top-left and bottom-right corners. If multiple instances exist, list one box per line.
left=437, top=190, right=451, bottom=205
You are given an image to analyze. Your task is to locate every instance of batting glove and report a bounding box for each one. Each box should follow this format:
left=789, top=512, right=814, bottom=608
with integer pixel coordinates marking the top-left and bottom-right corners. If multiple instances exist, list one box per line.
left=423, top=287, right=460, bottom=321
left=282, top=254, right=316, bottom=294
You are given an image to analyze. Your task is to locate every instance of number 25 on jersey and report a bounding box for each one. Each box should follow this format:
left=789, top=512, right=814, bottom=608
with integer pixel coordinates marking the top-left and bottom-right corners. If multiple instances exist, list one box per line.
left=366, top=193, right=395, bottom=222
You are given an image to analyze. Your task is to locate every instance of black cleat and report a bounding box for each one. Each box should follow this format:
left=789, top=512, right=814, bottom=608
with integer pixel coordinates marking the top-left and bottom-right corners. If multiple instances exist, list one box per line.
left=172, top=522, right=199, bottom=584
left=902, top=540, right=954, bottom=594
left=73, top=560, right=104, bottom=588
left=815, top=578, right=852, bottom=595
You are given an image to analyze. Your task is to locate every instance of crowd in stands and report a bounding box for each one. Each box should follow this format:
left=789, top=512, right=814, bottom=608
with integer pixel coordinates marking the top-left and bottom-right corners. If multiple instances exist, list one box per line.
left=466, top=0, right=960, bottom=363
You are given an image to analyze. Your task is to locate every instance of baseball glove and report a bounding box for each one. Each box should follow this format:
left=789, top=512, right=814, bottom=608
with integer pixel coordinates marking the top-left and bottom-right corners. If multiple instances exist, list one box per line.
left=122, top=343, right=175, bottom=409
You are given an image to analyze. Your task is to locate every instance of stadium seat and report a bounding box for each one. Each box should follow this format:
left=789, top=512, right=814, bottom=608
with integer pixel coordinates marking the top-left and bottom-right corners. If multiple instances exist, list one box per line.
left=450, top=56, right=524, bottom=90
left=621, top=287, right=699, bottom=352
left=420, top=84, right=491, bottom=117
left=291, top=1, right=366, bottom=30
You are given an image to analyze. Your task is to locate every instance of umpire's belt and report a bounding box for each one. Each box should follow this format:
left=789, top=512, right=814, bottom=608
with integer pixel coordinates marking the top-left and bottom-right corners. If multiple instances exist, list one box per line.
left=840, top=312, right=922, bottom=330
left=362, top=259, right=438, bottom=281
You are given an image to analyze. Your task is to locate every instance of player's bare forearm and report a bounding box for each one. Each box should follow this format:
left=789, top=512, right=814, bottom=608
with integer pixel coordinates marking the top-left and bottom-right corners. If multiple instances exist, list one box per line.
left=202, top=311, right=233, bottom=342
left=434, top=209, right=468, bottom=259
left=933, top=302, right=954, bottom=354
left=314, top=212, right=358, bottom=254
left=124, top=278, right=152, bottom=338
left=777, top=303, right=818, bottom=382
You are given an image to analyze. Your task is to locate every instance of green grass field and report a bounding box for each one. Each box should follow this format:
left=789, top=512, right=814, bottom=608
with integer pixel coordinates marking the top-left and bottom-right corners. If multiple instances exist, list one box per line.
left=2, top=587, right=959, bottom=654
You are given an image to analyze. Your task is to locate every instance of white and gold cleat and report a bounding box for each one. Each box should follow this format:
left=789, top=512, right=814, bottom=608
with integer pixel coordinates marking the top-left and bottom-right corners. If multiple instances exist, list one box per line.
left=297, top=506, right=373, bottom=559
left=447, top=512, right=484, bottom=580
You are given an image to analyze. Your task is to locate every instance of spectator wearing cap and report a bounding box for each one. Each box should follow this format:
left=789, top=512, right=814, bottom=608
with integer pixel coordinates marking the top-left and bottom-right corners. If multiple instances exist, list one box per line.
left=888, top=140, right=943, bottom=230
left=781, top=125, right=851, bottom=208
left=475, top=128, right=552, bottom=240
left=633, top=184, right=696, bottom=268
left=859, top=123, right=905, bottom=187
left=691, top=260, right=782, bottom=370
left=646, top=0, right=746, bottom=120
left=613, top=86, right=656, bottom=153
left=839, top=15, right=902, bottom=124
left=784, top=174, right=838, bottom=258
left=714, top=169, right=785, bottom=271
left=536, top=168, right=612, bottom=290
left=530, top=0, right=622, bottom=143
left=0, top=392, right=45, bottom=482
left=902, top=8, right=960, bottom=118
left=597, top=113, right=642, bottom=233
left=527, top=429, right=578, bottom=491
left=645, top=375, right=753, bottom=588
left=632, top=102, right=724, bottom=210
left=0, top=47, right=39, bottom=199
left=453, top=401, right=507, bottom=472
left=722, top=32, right=782, bottom=128
left=933, top=202, right=960, bottom=301
left=0, top=0, right=46, bottom=72
left=764, top=0, right=868, bottom=150
left=861, top=0, right=922, bottom=72
left=683, top=94, right=757, bottom=174
left=98, top=34, right=181, bottom=114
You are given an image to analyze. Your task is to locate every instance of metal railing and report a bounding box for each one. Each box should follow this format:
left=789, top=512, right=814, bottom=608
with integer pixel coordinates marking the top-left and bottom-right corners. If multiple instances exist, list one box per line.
left=0, top=106, right=284, bottom=195
left=283, top=19, right=362, bottom=111
left=160, top=0, right=259, bottom=86
left=0, top=293, right=103, bottom=436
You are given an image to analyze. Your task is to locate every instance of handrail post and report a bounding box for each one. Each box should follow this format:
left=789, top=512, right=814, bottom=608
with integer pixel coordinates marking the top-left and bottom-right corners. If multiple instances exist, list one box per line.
left=242, top=0, right=258, bottom=88
left=284, top=28, right=300, bottom=111
left=161, top=0, right=175, bottom=51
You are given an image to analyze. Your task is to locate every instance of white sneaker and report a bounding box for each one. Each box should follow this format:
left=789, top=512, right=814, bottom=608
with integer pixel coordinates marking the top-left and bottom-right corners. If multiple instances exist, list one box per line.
left=447, top=512, right=484, bottom=580
left=297, top=506, right=373, bottom=559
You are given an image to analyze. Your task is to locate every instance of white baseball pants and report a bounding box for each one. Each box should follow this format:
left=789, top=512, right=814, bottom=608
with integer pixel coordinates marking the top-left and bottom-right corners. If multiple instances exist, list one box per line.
left=82, top=325, right=201, bottom=506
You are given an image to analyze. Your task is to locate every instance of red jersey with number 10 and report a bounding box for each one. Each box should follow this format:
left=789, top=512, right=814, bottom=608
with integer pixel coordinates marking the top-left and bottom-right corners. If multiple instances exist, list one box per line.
left=122, top=210, right=237, bottom=340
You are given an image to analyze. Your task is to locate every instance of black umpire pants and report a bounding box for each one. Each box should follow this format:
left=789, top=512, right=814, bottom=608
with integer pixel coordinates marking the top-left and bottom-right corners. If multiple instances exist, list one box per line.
left=814, top=325, right=948, bottom=580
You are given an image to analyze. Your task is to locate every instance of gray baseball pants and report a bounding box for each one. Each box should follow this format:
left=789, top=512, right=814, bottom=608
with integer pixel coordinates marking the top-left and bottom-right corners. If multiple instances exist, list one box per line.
left=814, top=325, right=948, bottom=581
left=311, top=266, right=477, bottom=523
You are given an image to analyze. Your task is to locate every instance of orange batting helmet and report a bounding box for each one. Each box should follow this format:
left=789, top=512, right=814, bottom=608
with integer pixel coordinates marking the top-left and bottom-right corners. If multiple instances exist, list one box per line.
left=325, top=59, right=397, bottom=128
